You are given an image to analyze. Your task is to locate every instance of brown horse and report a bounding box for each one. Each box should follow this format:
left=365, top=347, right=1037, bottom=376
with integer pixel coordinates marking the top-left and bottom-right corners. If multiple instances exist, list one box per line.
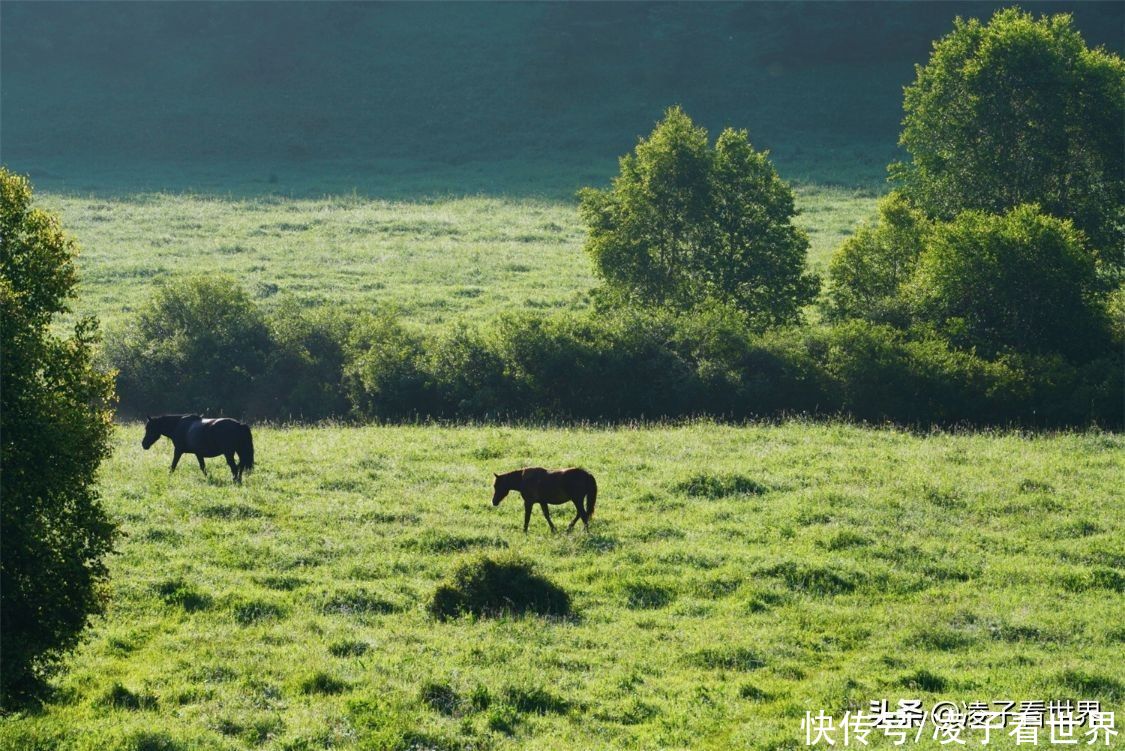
left=492, top=467, right=597, bottom=533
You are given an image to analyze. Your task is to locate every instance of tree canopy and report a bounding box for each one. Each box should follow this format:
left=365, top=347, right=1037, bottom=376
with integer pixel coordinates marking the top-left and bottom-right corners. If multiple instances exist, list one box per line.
left=893, top=7, right=1124, bottom=260
left=580, top=107, right=818, bottom=327
left=0, top=168, right=117, bottom=702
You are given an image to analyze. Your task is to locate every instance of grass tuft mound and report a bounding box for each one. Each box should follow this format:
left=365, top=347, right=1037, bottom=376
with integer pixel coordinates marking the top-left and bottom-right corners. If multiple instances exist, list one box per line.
left=756, top=560, right=860, bottom=595
left=674, top=473, right=770, bottom=498
left=428, top=555, right=571, bottom=621
left=100, top=682, right=158, bottom=710
left=154, top=578, right=212, bottom=612
left=299, top=671, right=350, bottom=696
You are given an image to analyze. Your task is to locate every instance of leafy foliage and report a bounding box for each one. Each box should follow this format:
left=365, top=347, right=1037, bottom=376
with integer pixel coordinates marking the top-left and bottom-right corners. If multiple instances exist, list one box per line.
left=906, top=205, right=1108, bottom=361
left=579, top=106, right=818, bottom=326
left=826, top=191, right=930, bottom=325
left=111, top=275, right=272, bottom=417
left=893, top=7, right=1125, bottom=259
left=0, top=168, right=117, bottom=702
left=108, top=276, right=1123, bottom=427
left=343, top=310, right=428, bottom=420
left=112, top=280, right=351, bottom=420
left=261, top=301, right=350, bottom=420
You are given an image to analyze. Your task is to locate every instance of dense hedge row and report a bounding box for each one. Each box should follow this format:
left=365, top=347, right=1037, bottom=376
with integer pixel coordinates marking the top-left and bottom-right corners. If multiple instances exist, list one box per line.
left=109, top=277, right=1122, bottom=428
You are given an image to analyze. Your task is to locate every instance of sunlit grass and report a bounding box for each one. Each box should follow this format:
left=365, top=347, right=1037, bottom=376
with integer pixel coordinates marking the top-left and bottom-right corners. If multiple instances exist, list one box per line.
left=1, top=422, right=1120, bottom=750
left=43, top=184, right=876, bottom=334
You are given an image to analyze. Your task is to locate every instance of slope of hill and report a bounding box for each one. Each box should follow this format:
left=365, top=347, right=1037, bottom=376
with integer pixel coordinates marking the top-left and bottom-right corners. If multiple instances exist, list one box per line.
left=3, top=2, right=1119, bottom=197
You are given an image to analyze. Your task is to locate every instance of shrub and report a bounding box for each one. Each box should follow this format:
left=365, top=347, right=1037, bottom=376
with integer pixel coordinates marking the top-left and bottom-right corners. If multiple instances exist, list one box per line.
left=1, top=169, right=117, bottom=703
left=260, top=300, right=350, bottom=420
left=422, top=324, right=511, bottom=416
left=343, top=309, right=428, bottom=419
left=112, top=283, right=352, bottom=421
left=906, top=205, right=1108, bottom=361
left=579, top=106, right=818, bottom=324
left=491, top=310, right=698, bottom=419
left=105, top=273, right=1120, bottom=427
left=112, top=275, right=272, bottom=417
left=894, top=7, right=1124, bottom=259
left=429, top=555, right=572, bottom=620
left=668, top=308, right=829, bottom=416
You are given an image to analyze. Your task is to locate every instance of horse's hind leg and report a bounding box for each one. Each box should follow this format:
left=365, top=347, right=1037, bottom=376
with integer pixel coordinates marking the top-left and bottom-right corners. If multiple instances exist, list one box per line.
left=225, top=453, right=240, bottom=483
left=567, top=499, right=583, bottom=532
left=197, top=455, right=207, bottom=475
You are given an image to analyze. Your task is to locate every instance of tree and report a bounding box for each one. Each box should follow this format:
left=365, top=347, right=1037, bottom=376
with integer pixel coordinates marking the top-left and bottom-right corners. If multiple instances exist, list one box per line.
left=893, top=8, right=1124, bottom=261
left=0, top=168, right=117, bottom=702
left=905, top=204, right=1108, bottom=361
left=825, top=191, right=930, bottom=325
left=579, top=106, right=818, bottom=327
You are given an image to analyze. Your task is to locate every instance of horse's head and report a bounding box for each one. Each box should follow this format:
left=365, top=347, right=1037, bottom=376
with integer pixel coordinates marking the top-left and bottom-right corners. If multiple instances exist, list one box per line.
left=141, top=416, right=161, bottom=449
left=491, top=472, right=514, bottom=506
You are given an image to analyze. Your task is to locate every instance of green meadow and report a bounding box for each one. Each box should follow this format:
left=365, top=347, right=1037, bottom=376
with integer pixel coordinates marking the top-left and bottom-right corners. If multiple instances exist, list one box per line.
left=13, top=142, right=1125, bottom=751
left=2, top=423, right=1122, bottom=750
left=42, top=184, right=876, bottom=333
left=4, top=4, right=1124, bottom=748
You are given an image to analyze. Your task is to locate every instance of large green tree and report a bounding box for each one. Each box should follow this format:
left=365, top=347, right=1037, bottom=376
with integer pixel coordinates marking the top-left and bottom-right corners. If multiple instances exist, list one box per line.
left=1, top=168, right=116, bottom=702
left=580, top=107, right=818, bottom=327
left=893, top=7, right=1124, bottom=260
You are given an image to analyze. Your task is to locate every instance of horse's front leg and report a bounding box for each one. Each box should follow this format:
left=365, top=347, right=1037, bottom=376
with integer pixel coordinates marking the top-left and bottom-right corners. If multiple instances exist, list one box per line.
left=540, top=503, right=557, bottom=534
left=225, top=453, right=240, bottom=483
left=197, top=455, right=207, bottom=475
left=170, top=449, right=183, bottom=473
left=523, top=501, right=533, bottom=533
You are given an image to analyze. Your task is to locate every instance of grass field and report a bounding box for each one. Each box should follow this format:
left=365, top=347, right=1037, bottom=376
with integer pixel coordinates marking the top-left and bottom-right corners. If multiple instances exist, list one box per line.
left=43, top=184, right=877, bottom=333
left=2, top=422, right=1122, bottom=750
left=5, top=3, right=1124, bottom=748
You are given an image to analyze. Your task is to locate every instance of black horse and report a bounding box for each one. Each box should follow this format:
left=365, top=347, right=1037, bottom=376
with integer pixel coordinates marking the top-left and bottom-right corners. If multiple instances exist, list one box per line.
left=142, top=414, right=255, bottom=483
left=492, top=467, right=597, bottom=533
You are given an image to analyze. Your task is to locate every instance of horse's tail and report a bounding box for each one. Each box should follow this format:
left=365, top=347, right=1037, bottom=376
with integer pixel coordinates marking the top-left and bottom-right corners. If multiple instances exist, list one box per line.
left=586, top=474, right=597, bottom=519
left=240, top=425, right=255, bottom=473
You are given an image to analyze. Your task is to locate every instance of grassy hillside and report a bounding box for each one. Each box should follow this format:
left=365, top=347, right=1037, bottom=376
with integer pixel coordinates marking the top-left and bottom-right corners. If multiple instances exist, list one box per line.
left=43, top=186, right=877, bottom=332
left=4, top=2, right=1120, bottom=197
left=1, top=422, right=1121, bottom=750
